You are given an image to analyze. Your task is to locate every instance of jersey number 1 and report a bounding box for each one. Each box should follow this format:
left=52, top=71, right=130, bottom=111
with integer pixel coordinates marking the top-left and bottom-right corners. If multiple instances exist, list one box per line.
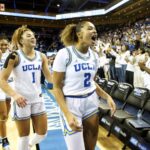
left=32, top=72, right=35, bottom=83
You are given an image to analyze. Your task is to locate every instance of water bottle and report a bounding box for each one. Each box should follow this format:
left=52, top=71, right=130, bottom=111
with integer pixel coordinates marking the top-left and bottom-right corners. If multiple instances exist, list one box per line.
left=137, top=110, right=142, bottom=120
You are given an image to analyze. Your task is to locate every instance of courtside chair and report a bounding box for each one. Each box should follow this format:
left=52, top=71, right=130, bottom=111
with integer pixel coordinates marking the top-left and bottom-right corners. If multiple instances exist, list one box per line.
left=103, top=80, right=118, bottom=96
left=99, top=80, right=118, bottom=117
left=111, top=83, right=133, bottom=109
left=107, top=87, right=149, bottom=150
left=108, top=87, right=149, bottom=138
left=123, top=98, right=150, bottom=150
left=145, top=130, right=150, bottom=143
left=124, top=98, right=150, bottom=136
left=96, top=77, right=107, bottom=90
left=99, top=83, right=132, bottom=132
left=112, top=87, right=149, bottom=124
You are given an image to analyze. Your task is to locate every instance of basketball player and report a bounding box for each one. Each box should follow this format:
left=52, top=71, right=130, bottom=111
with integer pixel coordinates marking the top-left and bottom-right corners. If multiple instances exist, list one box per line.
left=53, top=21, right=116, bottom=150
left=0, top=25, right=52, bottom=150
left=0, top=37, right=12, bottom=150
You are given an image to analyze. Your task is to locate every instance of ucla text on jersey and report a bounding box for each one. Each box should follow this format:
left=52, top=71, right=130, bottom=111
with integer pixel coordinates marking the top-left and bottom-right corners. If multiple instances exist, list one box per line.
left=74, top=63, right=95, bottom=72
left=22, top=64, right=41, bottom=71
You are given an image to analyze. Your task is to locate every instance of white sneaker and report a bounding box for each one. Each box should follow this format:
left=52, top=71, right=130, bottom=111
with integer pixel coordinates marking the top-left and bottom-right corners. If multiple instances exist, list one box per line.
left=2, top=137, right=10, bottom=150
left=2, top=145, right=11, bottom=150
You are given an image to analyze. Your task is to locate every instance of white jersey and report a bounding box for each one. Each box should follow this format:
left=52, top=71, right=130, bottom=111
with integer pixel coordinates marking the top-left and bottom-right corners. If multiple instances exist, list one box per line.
left=0, top=50, right=13, bottom=100
left=0, top=50, right=13, bottom=83
left=53, top=46, right=99, bottom=95
left=13, top=50, right=43, bottom=103
left=0, top=50, right=10, bottom=70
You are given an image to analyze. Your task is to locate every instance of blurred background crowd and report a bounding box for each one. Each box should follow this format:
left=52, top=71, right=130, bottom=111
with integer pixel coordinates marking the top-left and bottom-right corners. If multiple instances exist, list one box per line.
left=0, top=17, right=150, bottom=89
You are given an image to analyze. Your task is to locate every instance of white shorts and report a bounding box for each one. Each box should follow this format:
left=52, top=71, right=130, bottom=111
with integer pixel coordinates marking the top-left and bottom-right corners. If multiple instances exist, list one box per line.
left=61, top=91, right=99, bottom=135
left=12, top=102, right=46, bottom=120
left=60, top=91, right=99, bottom=150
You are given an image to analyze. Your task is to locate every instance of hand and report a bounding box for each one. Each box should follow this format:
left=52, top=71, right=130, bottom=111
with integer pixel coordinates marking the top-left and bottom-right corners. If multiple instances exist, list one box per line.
left=125, top=56, right=129, bottom=62
left=13, top=93, right=27, bottom=108
left=66, top=112, right=82, bottom=132
left=138, top=62, right=145, bottom=71
left=107, top=96, right=116, bottom=117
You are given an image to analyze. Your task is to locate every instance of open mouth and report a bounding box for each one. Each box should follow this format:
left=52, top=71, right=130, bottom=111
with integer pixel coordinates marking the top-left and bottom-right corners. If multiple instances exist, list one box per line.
left=91, top=35, right=97, bottom=41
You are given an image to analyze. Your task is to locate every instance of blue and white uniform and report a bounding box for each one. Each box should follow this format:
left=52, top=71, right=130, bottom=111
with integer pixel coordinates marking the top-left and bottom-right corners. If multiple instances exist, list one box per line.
left=53, top=46, right=100, bottom=150
left=0, top=50, right=11, bottom=100
left=12, top=50, right=45, bottom=120
left=53, top=46, right=99, bottom=95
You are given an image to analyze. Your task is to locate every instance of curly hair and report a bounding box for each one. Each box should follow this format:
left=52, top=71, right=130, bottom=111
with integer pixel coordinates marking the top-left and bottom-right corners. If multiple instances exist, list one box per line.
left=11, top=25, right=32, bottom=50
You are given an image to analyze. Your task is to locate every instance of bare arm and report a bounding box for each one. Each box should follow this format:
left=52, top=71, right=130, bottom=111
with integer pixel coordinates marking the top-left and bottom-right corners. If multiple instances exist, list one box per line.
left=0, top=53, right=17, bottom=97
left=0, top=52, right=27, bottom=107
left=53, top=71, right=82, bottom=131
left=95, top=82, right=110, bottom=100
left=41, top=53, right=52, bottom=83
left=53, top=71, right=69, bottom=115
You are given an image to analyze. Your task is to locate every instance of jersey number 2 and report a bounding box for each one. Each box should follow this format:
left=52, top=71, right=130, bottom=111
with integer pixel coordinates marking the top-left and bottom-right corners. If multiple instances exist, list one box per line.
left=84, top=73, right=91, bottom=87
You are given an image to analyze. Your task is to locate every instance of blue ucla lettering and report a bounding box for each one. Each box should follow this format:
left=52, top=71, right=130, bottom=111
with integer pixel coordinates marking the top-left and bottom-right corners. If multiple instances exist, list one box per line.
left=37, top=65, right=41, bottom=70
left=74, top=64, right=81, bottom=72
left=22, top=64, right=41, bottom=71
left=87, top=64, right=93, bottom=70
left=28, top=65, right=33, bottom=70
left=22, top=65, right=27, bottom=71
left=82, top=63, right=87, bottom=70
left=74, top=63, right=95, bottom=72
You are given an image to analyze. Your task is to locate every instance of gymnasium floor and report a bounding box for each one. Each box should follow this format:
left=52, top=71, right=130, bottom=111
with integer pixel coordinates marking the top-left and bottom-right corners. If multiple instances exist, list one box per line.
left=5, top=87, right=131, bottom=150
